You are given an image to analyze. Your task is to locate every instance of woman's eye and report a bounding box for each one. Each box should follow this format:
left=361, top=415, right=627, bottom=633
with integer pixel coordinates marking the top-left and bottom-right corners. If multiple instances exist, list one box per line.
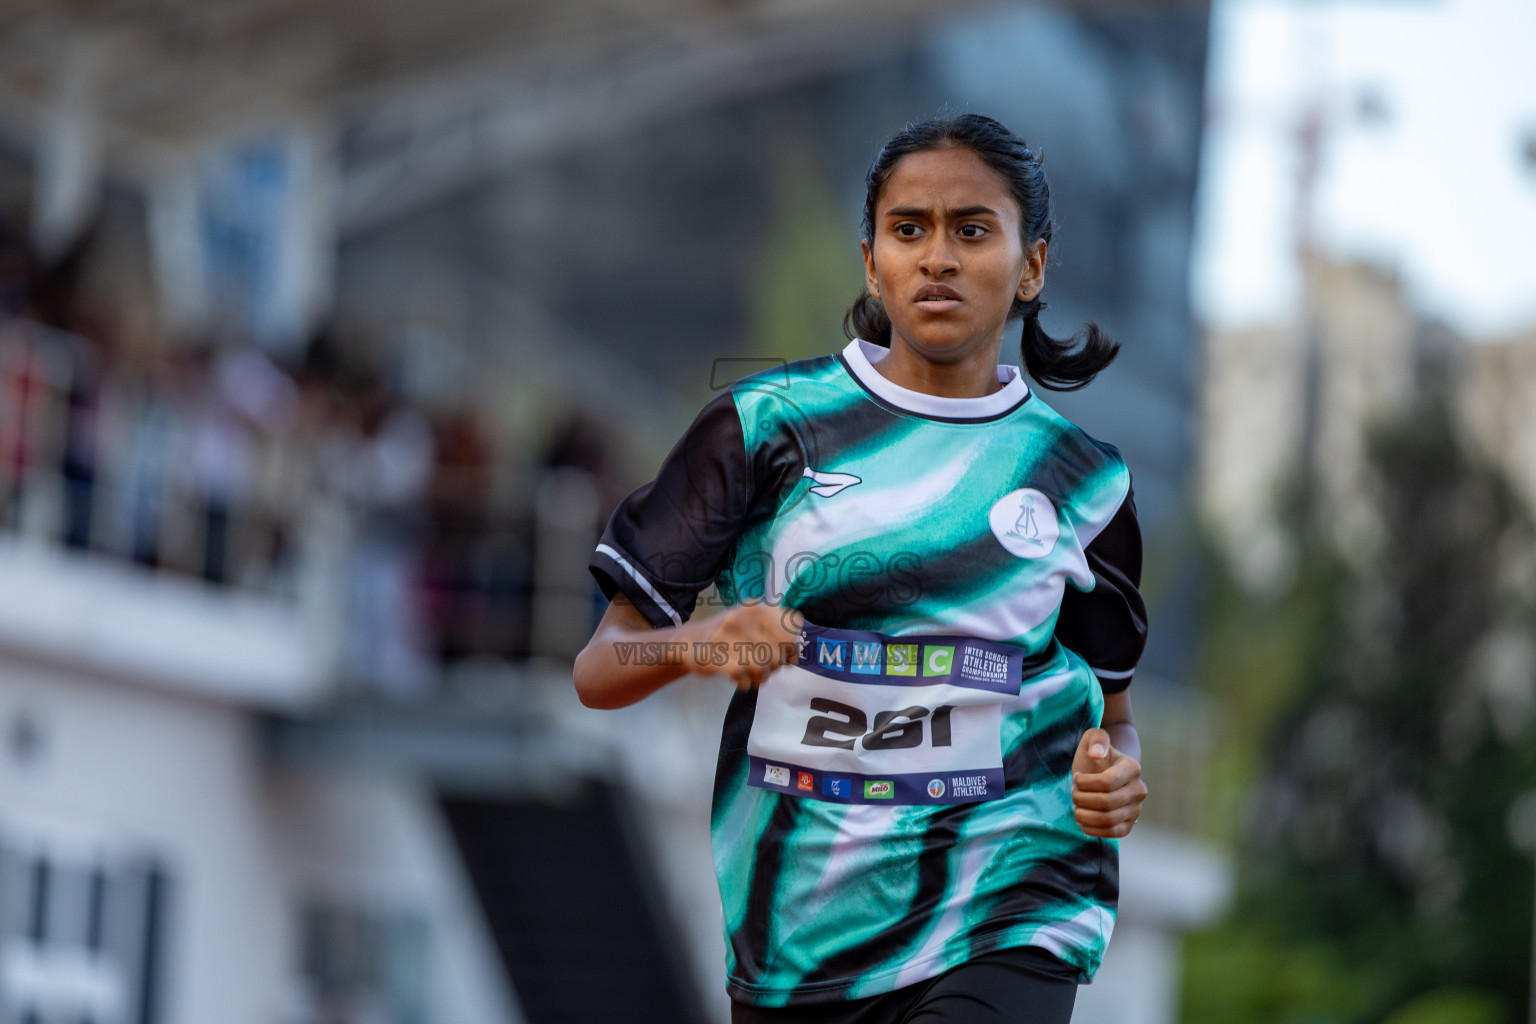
left=958, top=224, right=987, bottom=238
left=895, top=223, right=922, bottom=238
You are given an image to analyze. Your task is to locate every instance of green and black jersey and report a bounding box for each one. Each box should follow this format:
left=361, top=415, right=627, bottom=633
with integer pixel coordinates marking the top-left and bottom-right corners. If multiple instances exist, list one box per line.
left=589, top=338, right=1147, bottom=1007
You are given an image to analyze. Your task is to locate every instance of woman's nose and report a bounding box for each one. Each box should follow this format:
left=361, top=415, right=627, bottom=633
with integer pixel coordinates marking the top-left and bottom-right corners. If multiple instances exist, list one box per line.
left=918, top=234, right=960, bottom=275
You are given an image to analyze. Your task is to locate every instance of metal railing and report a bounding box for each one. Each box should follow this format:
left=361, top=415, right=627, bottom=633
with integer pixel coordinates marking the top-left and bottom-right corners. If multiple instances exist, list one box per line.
left=0, top=315, right=584, bottom=695
left=0, top=316, right=302, bottom=594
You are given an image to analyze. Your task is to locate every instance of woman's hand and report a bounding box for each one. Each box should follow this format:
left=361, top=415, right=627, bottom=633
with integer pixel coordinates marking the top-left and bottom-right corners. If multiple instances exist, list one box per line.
left=575, top=596, right=805, bottom=709
left=690, top=603, right=805, bottom=692
left=1070, top=726, right=1147, bottom=838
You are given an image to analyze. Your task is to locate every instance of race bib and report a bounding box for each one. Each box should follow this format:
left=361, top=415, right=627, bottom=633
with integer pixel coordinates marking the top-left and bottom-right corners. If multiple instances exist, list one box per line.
left=746, top=623, right=1029, bottom=805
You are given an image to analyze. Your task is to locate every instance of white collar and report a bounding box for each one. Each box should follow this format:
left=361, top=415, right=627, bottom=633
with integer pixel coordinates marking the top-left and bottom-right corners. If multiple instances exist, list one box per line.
left=839, top=338, right=1031, bottom=421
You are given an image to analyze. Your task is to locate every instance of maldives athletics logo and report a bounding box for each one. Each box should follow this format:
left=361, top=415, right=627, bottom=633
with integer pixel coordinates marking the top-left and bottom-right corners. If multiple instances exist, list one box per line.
left=927, top=778, right=947, bottom=799
left=988, top=487, right=1060, bottom=559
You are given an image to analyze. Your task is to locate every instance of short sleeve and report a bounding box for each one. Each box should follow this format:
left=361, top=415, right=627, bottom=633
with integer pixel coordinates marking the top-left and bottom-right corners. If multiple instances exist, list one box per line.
left=589, top=389, right=754, bottom=629
left=1053, top=481, right=1148, bottom=693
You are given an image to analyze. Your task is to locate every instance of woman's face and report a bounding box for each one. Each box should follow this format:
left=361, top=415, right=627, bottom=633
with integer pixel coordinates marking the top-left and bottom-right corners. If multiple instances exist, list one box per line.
left=862, top=146, right=1045, bottom=362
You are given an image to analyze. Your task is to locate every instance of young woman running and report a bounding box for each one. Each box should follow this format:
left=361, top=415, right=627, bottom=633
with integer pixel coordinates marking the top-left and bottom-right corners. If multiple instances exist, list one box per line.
left=576, top=113, right=1148, bottom=1023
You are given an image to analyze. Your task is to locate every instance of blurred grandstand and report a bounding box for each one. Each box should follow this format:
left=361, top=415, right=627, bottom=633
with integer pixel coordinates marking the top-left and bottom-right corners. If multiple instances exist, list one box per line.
left=0, top=3, right=1225, bottom=1023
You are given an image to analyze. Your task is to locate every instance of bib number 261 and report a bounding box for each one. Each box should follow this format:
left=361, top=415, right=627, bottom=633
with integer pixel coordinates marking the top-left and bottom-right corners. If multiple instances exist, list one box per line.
left=801, top=698, right=955, bottom=751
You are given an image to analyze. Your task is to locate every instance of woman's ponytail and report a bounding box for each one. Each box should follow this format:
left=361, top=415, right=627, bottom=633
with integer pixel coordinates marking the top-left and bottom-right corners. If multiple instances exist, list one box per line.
left=1015, top=297, right=1120, bottom=392
left=842, top=291, right=891, bottom=347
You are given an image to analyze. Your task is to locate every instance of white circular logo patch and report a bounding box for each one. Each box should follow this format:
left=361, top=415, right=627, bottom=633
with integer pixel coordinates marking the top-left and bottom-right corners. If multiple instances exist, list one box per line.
left=988, top=488, right=1060, bottom=559
left=927, top=778, right=946, bottom=799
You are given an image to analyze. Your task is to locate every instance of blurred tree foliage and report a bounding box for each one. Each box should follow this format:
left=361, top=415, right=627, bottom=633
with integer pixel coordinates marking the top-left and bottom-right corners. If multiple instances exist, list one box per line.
left=1183, top=385, right=1536, bottom=1024
left=747, top=139, right=864, bottom=365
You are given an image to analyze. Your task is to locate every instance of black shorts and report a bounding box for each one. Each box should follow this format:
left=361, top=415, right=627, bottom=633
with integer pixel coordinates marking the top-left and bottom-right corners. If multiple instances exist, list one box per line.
left=729, top=945, right=1081, bottom=1024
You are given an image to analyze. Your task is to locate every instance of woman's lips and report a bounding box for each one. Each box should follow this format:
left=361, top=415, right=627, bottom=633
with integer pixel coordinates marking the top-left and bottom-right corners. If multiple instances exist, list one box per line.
left=914, top=295, right=962, bottom=313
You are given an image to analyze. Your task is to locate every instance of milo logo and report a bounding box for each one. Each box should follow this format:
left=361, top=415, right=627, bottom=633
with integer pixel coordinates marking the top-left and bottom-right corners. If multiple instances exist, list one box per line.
left=865, top=780, right=894, bottom=799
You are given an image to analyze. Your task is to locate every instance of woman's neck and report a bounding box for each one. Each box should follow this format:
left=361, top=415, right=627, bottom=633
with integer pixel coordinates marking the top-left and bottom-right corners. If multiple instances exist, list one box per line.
left=873, top=336, right=1004, bottom=399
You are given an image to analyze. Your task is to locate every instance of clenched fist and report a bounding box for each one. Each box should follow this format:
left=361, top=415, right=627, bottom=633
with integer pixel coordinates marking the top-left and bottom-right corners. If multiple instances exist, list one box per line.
left=690, top=603, right=806, bottom=692
left=1070, top=727, right=1146, bottom=838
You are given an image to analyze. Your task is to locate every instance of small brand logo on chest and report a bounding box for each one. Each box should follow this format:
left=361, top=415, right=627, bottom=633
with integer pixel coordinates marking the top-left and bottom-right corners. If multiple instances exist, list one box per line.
left=803, top=467, right=862, bottom=497
left=988, top=488, right=1060, bottom=558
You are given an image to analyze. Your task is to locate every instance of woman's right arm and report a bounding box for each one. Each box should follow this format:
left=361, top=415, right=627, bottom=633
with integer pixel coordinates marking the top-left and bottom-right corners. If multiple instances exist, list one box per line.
left=573, top=593, right=802, bottom=709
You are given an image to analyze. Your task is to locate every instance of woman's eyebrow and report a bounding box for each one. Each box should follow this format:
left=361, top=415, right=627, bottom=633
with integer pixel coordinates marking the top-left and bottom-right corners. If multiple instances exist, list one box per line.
left=883, top=204, right=1002, bottom=219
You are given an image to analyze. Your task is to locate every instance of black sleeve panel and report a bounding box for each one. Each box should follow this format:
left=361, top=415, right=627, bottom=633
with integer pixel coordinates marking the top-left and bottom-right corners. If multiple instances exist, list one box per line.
left=588, top=389, right=756, bottom=629
left=1053, top=483, right=1148, bottom=693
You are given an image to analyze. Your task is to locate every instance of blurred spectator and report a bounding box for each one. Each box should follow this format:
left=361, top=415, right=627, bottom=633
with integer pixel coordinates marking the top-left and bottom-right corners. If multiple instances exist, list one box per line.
left=31, top=230, right=109, bottom=551
left=333, top=380, right=437, bottom=698
left=58, top=327, right=102, bottom=550
left=541, top=405, right=629, bottom=519
left=424, top=409, right=495, bottom=664
left=107, top=348, right=181, bottom=568
left=0, top=210, right=631, bottom=696
left=0, top=225, right=28, bottom=316
left=198, top=345, right=298, bottom=583
left=530, top=408, right=626, bottom=660
left=0, top=318, right=45, bottom=531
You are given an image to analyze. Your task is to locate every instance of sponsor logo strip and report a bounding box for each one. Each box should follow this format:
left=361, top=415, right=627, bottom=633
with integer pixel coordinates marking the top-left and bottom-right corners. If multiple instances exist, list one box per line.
left=746, top=756, right=1004, bottom=805
left=797, top=624, right=1038, bottom=694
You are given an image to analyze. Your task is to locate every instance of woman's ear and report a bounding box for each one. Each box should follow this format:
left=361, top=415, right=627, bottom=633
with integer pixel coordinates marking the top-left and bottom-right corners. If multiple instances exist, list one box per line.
left=1016, top=238, right=1047, bottom=302
left=862, top=239, right=881, bottom=300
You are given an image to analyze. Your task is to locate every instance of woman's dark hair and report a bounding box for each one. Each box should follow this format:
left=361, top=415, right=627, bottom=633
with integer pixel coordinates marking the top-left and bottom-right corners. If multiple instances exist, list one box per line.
left=842, top=113, right=1119, bottom=392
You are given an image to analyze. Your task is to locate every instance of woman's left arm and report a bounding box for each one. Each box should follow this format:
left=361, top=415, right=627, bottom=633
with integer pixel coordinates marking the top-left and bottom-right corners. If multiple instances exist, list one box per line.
left=1071, top=688, right=1147, bottom=838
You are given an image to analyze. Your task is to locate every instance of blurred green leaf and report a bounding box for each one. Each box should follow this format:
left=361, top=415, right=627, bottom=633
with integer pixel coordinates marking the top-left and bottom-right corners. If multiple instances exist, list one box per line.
left=1182, top=925, right=1377, bottom=1024
left=747, top=139, right=863, bottom=364
left=1380, top=988, right=1505, bottom=1024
